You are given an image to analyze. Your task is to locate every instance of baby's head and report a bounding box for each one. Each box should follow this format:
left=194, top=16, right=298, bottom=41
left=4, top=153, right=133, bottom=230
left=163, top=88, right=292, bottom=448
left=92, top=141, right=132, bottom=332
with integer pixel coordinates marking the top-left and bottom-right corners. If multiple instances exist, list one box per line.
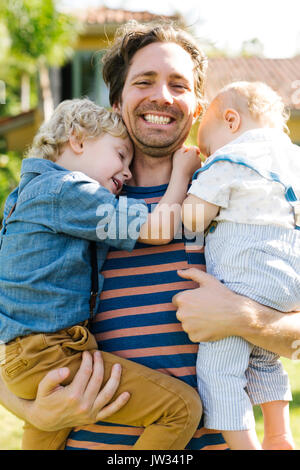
left=27, top=98, right=133, bottom=194
left=197, top=81, right=289, bottom=157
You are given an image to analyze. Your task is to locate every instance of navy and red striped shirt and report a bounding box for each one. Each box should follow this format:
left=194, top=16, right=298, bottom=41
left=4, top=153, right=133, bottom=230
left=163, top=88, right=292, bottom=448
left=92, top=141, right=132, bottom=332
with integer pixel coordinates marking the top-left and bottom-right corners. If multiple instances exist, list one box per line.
left=66, top=183, right=227, bottom=450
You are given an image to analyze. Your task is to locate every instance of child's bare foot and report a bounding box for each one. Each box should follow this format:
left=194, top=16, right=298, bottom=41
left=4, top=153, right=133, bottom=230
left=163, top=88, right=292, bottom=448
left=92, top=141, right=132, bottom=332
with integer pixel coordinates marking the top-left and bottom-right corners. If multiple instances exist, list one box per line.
left=262, top=433, right=295, bottom=450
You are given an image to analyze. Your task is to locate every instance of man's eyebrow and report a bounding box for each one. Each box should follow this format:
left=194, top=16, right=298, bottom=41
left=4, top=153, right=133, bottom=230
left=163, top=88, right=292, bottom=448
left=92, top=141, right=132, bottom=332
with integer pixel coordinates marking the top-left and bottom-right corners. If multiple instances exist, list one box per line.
left=169, top=73, right=190, bottom=82
left=130, top=71, right=191, bottom=83
left=130, top=71, right=157, bottom=81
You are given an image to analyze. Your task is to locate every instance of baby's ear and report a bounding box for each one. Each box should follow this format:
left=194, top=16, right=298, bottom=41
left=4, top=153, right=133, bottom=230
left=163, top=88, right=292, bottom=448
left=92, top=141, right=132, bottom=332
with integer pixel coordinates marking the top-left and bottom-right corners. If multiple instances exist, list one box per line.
left=223, top=108, right=241, bottom=133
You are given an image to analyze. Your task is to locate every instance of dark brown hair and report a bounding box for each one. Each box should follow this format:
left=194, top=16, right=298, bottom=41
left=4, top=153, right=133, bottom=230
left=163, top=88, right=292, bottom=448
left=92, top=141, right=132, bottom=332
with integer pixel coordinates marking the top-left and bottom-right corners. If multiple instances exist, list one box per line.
left=102, top=20, right=208, bottom=112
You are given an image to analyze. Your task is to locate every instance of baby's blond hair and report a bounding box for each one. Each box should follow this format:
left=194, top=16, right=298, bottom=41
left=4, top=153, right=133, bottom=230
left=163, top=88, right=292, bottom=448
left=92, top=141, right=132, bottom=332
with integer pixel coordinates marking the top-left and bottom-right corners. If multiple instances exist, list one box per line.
left=215, top=81, right=289, bottom=131
left=27, top=98, right=128, bottom=162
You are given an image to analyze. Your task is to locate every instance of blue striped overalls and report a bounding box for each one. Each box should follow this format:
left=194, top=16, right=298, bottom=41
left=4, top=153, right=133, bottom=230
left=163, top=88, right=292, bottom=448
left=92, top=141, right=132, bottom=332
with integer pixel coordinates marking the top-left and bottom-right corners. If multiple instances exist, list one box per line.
left=194, top=130, right=300, bottom=430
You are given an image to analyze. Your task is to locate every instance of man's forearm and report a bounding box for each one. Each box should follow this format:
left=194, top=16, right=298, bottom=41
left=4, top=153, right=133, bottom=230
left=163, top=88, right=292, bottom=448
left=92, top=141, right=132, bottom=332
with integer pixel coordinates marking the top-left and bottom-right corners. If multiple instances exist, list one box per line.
left=174, top=268, right=300, bottom=359
left=0, top=374, right=28, bottom=421
left=236, top=297, right=300, bottom=359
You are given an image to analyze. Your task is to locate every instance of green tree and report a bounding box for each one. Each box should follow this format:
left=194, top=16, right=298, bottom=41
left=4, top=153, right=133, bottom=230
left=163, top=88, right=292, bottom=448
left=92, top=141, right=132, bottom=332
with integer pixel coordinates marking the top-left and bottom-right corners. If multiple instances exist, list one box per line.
left=0, top=0, right=80, bottom=120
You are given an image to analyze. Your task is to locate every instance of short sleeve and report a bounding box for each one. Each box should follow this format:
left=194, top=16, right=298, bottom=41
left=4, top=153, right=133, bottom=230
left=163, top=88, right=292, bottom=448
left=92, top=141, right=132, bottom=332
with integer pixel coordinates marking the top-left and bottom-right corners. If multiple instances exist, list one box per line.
left=188, top=161, right=236, bottom=208
left=56, top=172, right=148, bottom=251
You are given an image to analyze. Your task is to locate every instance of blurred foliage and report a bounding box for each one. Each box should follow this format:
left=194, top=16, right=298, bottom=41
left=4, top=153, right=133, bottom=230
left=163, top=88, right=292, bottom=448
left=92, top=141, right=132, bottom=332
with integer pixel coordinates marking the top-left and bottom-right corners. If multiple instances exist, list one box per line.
left=0, top=0, right=80, bottom=66
left=0, top=66, right=38, bottom=117
left=0, top=0, right=80, bottom=117
left=0, top=151, right=23, bottom=225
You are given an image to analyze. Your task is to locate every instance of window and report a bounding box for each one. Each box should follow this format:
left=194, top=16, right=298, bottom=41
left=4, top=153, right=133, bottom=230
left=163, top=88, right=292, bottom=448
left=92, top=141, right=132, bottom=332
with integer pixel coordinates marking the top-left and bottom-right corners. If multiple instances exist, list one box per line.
left=71, top=50, right=110, bottom=107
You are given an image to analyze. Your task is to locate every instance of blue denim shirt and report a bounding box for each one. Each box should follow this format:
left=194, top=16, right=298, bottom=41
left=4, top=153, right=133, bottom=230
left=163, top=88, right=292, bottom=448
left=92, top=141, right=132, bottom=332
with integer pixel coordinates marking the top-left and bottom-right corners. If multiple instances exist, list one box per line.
left=0, top=158, right=148, bottom=343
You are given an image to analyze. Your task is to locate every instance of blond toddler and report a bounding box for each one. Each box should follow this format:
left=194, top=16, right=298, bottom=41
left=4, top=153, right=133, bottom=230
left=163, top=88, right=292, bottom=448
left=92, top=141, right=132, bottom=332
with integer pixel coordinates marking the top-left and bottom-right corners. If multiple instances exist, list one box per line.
left=0, top=98, right=202, bottom=450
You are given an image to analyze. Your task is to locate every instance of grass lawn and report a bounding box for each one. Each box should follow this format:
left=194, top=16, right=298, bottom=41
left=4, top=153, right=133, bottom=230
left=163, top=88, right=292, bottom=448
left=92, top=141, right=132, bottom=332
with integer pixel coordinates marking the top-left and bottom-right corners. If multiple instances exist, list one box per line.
left=0, top=358, right=299, bottom=450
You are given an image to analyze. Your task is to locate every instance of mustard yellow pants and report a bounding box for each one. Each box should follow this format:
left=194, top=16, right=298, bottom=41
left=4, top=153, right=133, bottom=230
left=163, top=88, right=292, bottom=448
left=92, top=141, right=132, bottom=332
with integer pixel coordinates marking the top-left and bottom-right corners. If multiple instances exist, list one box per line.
left=1, top=323, right=202, bottom=450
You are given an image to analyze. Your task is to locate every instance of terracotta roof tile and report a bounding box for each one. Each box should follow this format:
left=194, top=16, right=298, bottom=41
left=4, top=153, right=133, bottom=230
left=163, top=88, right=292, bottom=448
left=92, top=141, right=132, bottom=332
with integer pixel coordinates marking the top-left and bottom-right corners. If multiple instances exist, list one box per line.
left=206, top=56, right=300, bottom=110
left=72, top=6, right=179, bottom=25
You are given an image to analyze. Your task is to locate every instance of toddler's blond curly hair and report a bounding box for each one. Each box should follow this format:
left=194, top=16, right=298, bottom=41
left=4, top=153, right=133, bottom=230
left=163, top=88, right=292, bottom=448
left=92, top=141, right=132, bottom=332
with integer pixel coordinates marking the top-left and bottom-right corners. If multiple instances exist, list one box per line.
left=27, top=98, right=128, bottom=162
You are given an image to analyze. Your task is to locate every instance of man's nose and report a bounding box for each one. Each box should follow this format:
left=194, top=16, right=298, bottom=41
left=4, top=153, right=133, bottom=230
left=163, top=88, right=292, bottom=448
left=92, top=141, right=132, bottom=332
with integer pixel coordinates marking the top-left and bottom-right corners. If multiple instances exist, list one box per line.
left=150, top=83, right=173, bottom=105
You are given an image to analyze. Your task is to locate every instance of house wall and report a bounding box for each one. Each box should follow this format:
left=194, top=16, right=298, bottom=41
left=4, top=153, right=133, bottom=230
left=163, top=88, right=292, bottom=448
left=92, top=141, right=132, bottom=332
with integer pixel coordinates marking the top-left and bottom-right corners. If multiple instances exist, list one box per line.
left=1, top=109, right=42, bottom=153
left=287, top=114, right=300, bottom=145
left=76, top=35, right=112, bottom=51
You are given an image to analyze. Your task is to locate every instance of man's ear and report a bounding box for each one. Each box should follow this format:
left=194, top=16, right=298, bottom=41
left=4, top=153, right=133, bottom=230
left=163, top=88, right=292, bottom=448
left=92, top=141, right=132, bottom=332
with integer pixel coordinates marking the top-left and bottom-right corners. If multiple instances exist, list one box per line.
left=112, top=101, right=122, bottom=115
left=192, top=103, right=202, bottom=123
left=69, top=134, right=84, bottom=155
left=223, top=108, right=241, bottom=133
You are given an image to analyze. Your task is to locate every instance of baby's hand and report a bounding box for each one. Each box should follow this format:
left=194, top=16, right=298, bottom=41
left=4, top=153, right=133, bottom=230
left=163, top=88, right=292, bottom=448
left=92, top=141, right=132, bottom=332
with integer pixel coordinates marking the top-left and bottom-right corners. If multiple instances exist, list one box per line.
left=172, top=146, right=201, bottom=180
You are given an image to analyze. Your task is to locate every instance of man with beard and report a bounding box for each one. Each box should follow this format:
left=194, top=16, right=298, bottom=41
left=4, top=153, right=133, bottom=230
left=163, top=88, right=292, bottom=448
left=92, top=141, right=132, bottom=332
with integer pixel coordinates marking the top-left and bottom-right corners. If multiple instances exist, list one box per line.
left=1, top=21, right=299, bottom=450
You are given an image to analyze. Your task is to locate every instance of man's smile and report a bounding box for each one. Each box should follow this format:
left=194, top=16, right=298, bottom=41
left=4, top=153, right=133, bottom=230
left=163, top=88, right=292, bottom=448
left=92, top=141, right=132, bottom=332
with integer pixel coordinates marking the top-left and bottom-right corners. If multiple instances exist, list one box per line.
left=142, top=113, right=174, bottom=125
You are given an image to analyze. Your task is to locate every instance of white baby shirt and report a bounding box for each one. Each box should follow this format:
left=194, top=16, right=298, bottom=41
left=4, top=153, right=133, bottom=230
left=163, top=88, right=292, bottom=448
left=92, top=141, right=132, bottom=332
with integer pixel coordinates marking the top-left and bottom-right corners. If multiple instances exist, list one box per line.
left=188, top=128, right=300, bottom=229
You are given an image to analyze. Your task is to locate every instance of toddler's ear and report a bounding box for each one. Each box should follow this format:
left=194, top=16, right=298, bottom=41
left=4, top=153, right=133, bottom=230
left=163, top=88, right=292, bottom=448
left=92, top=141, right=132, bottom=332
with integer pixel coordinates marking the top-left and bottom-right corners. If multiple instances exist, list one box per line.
left=223, top=108, right=241, bottom=133
left=69, top=133, right=84, bottom=154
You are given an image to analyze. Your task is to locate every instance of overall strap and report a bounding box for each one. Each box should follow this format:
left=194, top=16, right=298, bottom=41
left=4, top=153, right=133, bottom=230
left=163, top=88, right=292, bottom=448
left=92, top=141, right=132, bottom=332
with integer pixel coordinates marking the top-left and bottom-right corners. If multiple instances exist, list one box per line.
left=1, top=203, right=17, bottom=236
left=89, top=241, right=99, bottom=322
left=7, top=203, right=17, bottom=219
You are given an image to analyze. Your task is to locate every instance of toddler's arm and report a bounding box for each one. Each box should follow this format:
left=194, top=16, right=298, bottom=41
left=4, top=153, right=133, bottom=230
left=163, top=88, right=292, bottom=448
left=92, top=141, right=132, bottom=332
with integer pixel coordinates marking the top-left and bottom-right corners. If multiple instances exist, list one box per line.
left=138, top=146, right=202, bottom=245
left=182, top=194, right=219, bottom=233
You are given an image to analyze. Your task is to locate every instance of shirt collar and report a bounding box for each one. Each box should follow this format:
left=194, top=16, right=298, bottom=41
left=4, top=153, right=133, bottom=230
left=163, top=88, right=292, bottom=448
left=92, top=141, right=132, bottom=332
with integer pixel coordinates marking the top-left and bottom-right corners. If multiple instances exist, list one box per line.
left=230, top=128, right=291, bottom=145
left=20, top=157, right=67, bottom=177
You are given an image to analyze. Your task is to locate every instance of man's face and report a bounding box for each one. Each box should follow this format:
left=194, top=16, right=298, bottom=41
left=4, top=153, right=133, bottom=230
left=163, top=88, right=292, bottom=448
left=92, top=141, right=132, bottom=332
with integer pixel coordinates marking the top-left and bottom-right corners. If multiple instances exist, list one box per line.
left=117, top=42, right=199, bottom=157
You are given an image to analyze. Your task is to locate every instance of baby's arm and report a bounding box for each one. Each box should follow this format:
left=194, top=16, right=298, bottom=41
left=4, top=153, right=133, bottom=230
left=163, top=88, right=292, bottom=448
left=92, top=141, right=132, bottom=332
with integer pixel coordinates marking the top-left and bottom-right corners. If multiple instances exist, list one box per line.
left=138, top=146, right=202, bottom=245
left=182, top=194, right=219, bottom=233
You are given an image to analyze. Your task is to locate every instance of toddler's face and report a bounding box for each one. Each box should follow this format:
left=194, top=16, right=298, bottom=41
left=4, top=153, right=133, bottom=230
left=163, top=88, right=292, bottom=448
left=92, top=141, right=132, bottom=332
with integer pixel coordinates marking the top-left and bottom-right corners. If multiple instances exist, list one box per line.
left=79, top=133, right=133, bottom=194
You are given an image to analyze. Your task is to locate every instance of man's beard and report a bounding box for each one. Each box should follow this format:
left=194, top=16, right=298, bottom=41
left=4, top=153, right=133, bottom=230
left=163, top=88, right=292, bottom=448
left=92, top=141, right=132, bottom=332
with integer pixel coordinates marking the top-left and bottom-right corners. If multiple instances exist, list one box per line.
left=128, top=104, right=191, bottom=157
left=132, top=130, right=190, bottom=157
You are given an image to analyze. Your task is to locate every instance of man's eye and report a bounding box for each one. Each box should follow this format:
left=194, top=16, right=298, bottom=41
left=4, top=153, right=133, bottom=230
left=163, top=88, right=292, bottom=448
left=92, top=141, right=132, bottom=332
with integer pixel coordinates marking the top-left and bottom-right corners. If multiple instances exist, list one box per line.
left=172, top=83, right=187, bottom=90
left=135, top=81, right=151, bottom=86
left=118, top=152, right=124, bottom=160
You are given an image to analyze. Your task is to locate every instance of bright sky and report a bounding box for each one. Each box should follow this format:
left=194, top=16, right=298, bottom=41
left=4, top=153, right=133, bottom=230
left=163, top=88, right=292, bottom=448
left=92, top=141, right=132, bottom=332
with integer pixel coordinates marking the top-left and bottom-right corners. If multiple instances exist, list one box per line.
left=60, top=0, right=300, bottom=58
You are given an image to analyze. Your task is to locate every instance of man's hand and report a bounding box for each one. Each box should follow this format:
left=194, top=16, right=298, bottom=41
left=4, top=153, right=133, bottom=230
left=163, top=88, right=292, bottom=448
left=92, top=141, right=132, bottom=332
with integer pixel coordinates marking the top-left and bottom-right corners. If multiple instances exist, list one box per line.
left=172, top=268, right=251, bottom=342
left=25, top=350, right=130, bottom=432
left=173, top=268, right=300, bottom=358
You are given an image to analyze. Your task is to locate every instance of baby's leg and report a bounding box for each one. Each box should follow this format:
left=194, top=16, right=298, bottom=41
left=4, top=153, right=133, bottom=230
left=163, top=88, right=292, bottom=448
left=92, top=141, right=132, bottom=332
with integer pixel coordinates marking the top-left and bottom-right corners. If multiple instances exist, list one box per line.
left=246, top=346, right=294, bottom=450
left=196, top=336, right=261, bottom=449
left=261, top=401, right=295, bottom=450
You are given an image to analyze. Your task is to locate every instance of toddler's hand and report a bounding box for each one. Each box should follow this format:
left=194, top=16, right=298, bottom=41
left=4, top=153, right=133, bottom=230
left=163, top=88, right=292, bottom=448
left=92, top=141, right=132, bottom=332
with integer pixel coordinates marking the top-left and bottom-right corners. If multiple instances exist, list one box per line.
left=172, top=146, right=201, bottom=179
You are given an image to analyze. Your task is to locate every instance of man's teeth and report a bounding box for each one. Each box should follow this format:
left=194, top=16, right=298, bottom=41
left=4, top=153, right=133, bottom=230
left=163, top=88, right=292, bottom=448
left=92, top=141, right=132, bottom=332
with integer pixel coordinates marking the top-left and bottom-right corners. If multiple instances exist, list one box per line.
left=144, top=114, right=171, bottom=125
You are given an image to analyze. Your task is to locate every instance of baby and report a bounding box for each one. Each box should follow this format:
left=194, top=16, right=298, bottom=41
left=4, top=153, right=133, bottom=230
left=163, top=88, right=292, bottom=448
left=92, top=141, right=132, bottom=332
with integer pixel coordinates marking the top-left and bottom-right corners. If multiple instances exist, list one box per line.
left=0, top=98, right=202, bottom=450
left=182, top=81, right=300, bottom=450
